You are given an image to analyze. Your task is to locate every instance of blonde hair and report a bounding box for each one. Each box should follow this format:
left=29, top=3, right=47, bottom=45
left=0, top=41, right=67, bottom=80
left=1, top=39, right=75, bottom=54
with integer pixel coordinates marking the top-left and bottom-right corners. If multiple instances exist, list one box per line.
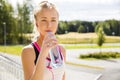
left=34, top=1, right=59, bottom=20
left=32, top=1, right=59, bottom=41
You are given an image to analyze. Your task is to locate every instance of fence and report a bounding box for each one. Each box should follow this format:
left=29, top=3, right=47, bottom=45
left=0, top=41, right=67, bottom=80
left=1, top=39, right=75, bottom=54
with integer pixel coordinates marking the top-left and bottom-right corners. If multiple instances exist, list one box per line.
left=0, top=53, right=23, bottom=80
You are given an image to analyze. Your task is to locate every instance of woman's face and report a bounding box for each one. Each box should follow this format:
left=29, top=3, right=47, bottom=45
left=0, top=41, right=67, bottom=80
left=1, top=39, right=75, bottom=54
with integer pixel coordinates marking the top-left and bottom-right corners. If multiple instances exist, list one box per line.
left=36, top=8, right=59, bottom=36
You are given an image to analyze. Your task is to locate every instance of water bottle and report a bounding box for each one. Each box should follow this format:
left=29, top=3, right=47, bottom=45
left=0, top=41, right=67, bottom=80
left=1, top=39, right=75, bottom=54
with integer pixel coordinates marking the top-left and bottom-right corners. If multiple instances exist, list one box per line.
left=47, top=32, right=63, bottom=68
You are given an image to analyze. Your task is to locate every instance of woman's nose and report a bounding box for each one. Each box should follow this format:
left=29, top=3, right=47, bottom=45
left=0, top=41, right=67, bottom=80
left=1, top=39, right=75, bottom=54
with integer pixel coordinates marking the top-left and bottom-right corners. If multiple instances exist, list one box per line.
left=47, top=22, right=52, bottom=28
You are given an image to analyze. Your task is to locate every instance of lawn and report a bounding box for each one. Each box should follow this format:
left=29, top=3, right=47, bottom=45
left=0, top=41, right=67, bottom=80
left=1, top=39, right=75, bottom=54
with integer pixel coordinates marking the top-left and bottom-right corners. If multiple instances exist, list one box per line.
left=0, top=44, right=120, bottom=56
left=0, top=45, right=23, bottom=56
left=0, top=32, right=120, bottom=56
left=65, top=45, right=120, bottom=49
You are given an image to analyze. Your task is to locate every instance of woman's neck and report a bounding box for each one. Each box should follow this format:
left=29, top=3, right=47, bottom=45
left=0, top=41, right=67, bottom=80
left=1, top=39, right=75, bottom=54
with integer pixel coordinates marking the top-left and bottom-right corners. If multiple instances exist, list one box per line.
left=36, top=34, right=50, bottom=58
left=36, top=35, right=44, bottom=47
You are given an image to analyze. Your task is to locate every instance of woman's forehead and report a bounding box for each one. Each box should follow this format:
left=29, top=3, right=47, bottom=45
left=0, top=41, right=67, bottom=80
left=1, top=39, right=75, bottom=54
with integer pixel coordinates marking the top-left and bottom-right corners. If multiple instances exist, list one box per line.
left=36, top=8, right=58, bottom=19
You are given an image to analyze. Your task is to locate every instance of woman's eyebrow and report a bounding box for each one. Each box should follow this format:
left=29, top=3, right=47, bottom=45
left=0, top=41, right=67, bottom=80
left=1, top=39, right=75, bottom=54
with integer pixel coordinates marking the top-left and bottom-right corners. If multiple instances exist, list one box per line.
left=41, top=17, right=47, bottom=19
left=51, top=17, right=57, bottom=19
left=40, top=17, right=57, bottom=19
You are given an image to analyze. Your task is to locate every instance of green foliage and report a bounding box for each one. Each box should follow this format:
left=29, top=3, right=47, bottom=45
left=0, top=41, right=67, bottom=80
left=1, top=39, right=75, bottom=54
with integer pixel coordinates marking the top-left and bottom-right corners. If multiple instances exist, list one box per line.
left=0, top=0, right=33, bottom=45
left=77, top=25, right=86, bottom=33
left=68, top=22, right=77, bottom=32
left=17, top=2, right=33, bottom=33
left=57, top=21, right=68, bottom=34
left=103, top=23, right=112, bottom=35
left=17, top=1, right=33, bottom=44
left=57, top=19, right=120, bottom=35
left=95, top=19, right=120, bottom=36
left=18, top=35, right=31, bottom=44
left=57, top=20, right=95, bottom=34
left=0, top=0, right=18, bottom=44
left=80, top=21, right=94, bottom=32
left=109, top=20, right=119, bottom=36
left=80, top=52, right=120, bottom=59
left=97, top=27, right=105, bottom=47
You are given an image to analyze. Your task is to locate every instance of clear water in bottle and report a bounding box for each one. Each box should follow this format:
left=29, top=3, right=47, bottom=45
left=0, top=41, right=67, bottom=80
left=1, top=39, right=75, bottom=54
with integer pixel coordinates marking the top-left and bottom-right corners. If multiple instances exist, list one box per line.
left=48, top=32, right=63, bottom=68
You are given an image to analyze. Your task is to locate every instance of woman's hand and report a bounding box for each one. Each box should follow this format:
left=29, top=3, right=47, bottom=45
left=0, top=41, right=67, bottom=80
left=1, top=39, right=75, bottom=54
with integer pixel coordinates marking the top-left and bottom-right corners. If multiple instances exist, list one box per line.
left=40, top=32, right=58, bottom=57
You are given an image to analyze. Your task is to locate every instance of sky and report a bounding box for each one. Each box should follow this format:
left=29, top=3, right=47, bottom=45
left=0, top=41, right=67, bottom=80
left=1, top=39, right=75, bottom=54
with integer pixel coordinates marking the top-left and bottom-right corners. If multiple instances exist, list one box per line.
left=8, top=0, right=120, bottom=21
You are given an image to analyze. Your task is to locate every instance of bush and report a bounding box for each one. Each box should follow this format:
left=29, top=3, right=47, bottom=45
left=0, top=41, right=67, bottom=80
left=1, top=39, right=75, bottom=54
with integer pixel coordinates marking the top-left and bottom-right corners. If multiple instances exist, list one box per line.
left=80, top=52, right=120, bottom=59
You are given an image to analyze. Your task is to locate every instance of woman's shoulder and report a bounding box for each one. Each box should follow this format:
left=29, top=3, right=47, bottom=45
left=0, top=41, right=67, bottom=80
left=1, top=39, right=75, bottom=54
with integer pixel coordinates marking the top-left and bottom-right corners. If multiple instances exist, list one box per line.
left=21, top=44, right=35, bottom=58
left=22, top=44, right=33, bottom=53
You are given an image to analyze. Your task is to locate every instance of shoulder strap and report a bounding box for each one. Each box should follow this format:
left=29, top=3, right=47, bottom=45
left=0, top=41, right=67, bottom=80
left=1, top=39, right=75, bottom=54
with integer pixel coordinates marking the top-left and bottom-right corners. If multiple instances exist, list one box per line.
left=57, top=46, right=63, bottom=60
left=31, top=42, right=39, bottom=65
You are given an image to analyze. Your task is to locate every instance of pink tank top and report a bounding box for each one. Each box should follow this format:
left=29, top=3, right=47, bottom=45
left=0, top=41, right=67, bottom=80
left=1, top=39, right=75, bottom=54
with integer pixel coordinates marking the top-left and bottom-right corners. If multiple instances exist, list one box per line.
left=32, top=42, right=65, bottom=80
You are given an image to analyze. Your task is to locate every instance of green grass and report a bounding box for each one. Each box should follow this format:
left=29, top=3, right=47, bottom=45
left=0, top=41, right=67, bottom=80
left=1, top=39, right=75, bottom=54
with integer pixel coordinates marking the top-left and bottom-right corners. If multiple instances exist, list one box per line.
left=65, top=45, right=120, bottom=49
left=0, top=45, right=120, bottom=56
left=0, top=45, right=23, bottom=56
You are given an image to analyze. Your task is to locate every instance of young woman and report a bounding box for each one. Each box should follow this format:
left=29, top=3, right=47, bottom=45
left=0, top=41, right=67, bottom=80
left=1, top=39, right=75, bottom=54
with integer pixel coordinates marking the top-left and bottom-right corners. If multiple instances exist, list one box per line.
left=21, top=1, right=66, bottom=80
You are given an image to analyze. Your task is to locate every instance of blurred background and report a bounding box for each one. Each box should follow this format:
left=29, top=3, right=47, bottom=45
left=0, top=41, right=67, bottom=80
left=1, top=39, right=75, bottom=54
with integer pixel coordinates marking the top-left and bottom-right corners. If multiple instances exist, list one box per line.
left=0, top=0, right=120, bottom=80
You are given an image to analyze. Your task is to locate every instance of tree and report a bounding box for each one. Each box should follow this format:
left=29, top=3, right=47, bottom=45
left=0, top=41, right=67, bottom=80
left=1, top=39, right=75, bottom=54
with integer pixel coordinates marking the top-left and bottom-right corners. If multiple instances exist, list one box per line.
left=17, top=1, right=33, bottom=44
left=80, top=21, right=94, bottom=32
left=68, top=21, right=77, bottom=32
left=97, top=27, right=105, bottom=53
left=110, top=19, right=119, bottom=36
left=57, top=21, right=68, bottom=34
left=103, top=22, right=112, bottom=35
left=105, top=19, right=120, bottom=36
left=95, top=21, right=112, bottom=35
left=77, top=25, right=86, bottom=33
left=0, top=0, right=18, bottom=44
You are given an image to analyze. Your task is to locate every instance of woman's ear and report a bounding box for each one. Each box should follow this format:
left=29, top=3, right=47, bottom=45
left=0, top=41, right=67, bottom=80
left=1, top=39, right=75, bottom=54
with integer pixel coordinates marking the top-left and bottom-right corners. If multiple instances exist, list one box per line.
left=36, top=22, right=38, bottom=27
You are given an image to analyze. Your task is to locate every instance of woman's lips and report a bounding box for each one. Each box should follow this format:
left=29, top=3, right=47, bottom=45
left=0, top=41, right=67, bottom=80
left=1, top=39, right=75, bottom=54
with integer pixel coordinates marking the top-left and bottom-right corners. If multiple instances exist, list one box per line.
left=45, top=30, right=52, bottom=32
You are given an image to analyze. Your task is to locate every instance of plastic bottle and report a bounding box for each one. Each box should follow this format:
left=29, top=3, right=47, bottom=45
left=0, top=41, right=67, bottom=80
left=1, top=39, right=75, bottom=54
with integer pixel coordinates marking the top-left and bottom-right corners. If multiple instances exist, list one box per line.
left=47, top=32, right=63, bottom=68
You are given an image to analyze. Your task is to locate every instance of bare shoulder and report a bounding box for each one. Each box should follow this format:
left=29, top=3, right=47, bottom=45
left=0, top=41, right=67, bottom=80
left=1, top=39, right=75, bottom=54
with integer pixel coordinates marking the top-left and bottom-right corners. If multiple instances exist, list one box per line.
left=21, top=44, right=35, bottom=61
left=22, top=44, right=34, bottom=55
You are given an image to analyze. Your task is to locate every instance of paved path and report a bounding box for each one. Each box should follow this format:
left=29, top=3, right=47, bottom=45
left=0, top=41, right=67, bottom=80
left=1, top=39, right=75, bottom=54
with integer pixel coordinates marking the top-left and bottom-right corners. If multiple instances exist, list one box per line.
left=66, top=48, right=120, bottom=68
left=66, top=48, right=120, bottom=80
left=0, top=52, right=101, bottom=80
left=66, top=64, right=102, bottom=80
left=0, top=47, right=120, bottom=80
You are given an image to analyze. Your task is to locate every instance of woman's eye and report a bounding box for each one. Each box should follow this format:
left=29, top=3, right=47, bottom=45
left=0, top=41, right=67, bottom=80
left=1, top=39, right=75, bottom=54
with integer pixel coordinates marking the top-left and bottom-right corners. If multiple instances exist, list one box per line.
left=41, top=20, right=46, bottom=22
left=51, top=20, right=56, bottom=22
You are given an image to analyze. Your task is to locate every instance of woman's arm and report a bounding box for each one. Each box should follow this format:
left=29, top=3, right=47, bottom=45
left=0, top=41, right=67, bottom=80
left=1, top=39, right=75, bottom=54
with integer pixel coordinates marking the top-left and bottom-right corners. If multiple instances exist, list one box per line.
left=21, top=45, right=49, bottom=80
left=21, top=45, right=36, bottom=80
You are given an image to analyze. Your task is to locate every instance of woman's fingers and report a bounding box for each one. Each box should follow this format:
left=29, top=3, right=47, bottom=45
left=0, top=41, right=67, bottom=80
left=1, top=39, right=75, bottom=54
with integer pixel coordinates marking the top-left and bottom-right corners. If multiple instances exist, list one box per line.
left=40, top=33, right=58, bottom=57
left=42, top=33, right=58, bottom=48
left=44, top=38, right=58, bottom=47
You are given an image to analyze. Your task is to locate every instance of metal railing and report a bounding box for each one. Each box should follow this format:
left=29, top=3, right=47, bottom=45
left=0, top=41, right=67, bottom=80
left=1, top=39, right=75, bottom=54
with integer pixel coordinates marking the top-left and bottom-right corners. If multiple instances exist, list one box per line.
left=0, top=53, right=23, bottom=80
